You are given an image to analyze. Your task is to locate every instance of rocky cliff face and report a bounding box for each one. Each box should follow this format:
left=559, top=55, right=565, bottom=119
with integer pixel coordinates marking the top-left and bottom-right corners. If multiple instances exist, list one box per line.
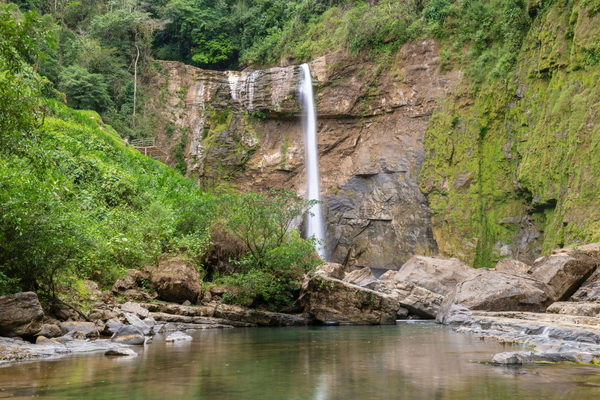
left=419, top=1, right=600, bottom=267
left=146, top=0, right=600, bottom=271
left=146, top=40, right=460, bottom=270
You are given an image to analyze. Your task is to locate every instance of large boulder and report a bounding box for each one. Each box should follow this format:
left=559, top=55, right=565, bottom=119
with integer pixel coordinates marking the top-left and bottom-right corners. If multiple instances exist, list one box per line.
left=150, top=257, right=202, bottom=304
left=111, top=325, right=146, bottom=345
left=0, top=292, right=44, bottom=337
left=570, top=269, right=600, bottom=302
left=436, top=271, right=555, bottom=324
left=299, top=276, right=399, bottom=325
left=375, top=280, right=443, bottom=319
left=343, top=267, right=378, bottom=289
left=394, top=256, right=479, bottom=296
left=112, top=275, right=136, bottom=294
left=527, top=253, right=598, bottom=301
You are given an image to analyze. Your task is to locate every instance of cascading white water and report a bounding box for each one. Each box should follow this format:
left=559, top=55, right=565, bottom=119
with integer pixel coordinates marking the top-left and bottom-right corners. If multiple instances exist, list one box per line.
left=299, top=64, right=327, bottom=259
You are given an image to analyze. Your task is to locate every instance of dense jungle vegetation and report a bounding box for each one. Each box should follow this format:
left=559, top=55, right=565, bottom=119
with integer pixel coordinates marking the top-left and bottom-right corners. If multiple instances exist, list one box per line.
left=0, top=2, right=324, bottom=309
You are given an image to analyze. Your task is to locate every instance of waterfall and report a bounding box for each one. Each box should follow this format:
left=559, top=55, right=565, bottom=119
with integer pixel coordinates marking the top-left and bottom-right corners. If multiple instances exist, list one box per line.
left=299, top=64, right=327, bottom=260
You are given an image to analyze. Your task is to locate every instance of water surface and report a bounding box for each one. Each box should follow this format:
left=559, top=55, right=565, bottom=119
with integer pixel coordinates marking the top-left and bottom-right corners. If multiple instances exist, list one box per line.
left=1, top=324, right=599, bottom=399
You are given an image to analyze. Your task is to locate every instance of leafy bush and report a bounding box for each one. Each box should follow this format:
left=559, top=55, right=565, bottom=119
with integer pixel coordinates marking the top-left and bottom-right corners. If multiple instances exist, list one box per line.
left=58, top=65, right=111, bottom=112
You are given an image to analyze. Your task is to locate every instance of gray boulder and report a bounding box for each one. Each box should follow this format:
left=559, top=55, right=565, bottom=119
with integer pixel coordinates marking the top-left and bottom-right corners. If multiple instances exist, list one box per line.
left=375, top=280, right=443, bottom=319
left=120, top=301, right=150, bottom=319
left=124, top=313, right=151, bottom=335
left=394, top=256, right=479, bottom=296
left=437, top=271, right=555, bottom=324
left=343, top=267, right=378, bottom=289
left=528, top=253, right=598, bottom=300
left=111, top=326, right=146, bottom=345
left=379, top=270, right=397, bottom=280
left=0, top=292, right=44, bottom=337
left=59, top=321, right=101, bottom=337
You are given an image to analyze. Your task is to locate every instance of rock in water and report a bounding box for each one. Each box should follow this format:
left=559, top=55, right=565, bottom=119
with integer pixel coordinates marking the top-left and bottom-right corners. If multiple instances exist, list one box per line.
left=150, top=257, right=202, bottom=304
left=394, top=256, right=479, bottom=296
left=299, top=276, right=399, bottom=325
left=165, top=331, right=192, bottom=342
left=111, top=326, right=146, bottom=345
left=436, top=271, right=555, bottom=324
left=375, top=280, right=443, bottom=319
left=528, top=253, right=599, bottom=300
left=343, top=267, right=378, bottom=289
left=492, top=352, right=524, bottom=365
left=0, top=292, right=44, bottom=337
left=124, top=313, right=151, bottom=335
left=105, top=348, right=137, bottom=357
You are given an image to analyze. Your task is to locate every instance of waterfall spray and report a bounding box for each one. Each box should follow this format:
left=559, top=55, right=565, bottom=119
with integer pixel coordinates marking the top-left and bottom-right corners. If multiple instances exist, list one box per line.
left=299, top=64, right=327, bottom=260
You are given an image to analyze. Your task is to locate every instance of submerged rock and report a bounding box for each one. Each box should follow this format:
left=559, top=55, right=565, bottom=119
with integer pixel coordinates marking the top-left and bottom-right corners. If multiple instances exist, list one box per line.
left=437, top=271, right=555, bottom=324
left=299, top=275, right=399, bottom=325
left=528, top=253, right=598, bottom=300
left=165, top=331, right=193, bottom=342
left=394, top=256, right=478, bottom=296
left=105, top=348, right=137, bottom=357
left=0, top=292, right=44, bottom=338
left=111, top=326, right=146, bottom=345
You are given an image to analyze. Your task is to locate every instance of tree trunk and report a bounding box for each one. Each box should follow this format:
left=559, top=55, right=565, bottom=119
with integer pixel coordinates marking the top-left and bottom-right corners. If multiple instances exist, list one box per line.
left=132, top=42, right=140, bottom=129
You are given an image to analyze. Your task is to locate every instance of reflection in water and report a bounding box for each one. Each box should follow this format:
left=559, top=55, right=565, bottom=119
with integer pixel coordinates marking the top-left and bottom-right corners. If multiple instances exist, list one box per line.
left=1, top=324, right=600, bottom=399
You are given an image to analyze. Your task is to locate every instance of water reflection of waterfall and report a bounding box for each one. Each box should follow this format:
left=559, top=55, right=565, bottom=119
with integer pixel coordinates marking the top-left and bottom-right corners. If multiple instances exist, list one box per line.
left=299, top=63, right=326, bottom=260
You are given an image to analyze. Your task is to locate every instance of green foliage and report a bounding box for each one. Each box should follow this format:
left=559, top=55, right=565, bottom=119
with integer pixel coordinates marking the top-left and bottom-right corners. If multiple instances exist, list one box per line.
left=58, top=65, right=111, bottom=111
left=213, top=189, right=324, bottom=309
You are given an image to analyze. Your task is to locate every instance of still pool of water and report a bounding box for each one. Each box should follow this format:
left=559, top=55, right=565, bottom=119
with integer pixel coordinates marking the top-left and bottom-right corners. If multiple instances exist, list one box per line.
left=1, top=323, right=600, bottom=399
